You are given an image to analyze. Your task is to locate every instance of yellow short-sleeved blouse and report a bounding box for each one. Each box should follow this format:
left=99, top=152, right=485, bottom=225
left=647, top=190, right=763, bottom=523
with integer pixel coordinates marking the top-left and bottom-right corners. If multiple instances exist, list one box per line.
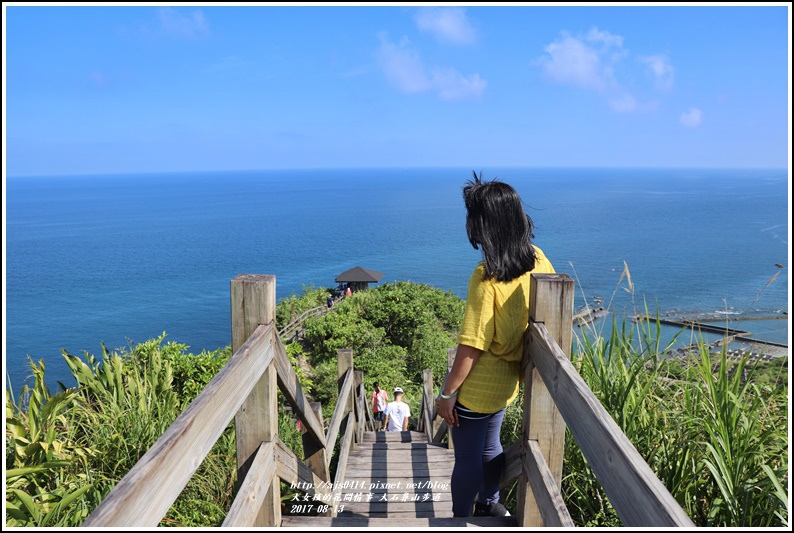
left=456, top=246, right=555, bottom=413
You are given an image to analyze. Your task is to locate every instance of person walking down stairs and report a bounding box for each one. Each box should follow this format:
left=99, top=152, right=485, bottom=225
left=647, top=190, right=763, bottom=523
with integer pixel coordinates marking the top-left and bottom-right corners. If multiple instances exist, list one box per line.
left=371, top=382, right=389, bottom=431
left=383, top=387, right=411, bottom=432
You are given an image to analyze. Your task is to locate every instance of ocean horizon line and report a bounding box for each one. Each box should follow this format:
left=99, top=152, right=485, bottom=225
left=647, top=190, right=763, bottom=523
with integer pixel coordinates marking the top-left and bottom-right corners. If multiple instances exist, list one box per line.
left=5, top=164, right=789, bottom=180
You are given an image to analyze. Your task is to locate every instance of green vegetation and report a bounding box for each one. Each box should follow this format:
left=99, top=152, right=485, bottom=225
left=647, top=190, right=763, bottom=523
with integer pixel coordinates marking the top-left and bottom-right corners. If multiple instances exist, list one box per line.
left=538, top=316, right=788, bottom=527
left=299, top=282, right=464, bottom=418
left=5, top=281, right=789, bottom=527
left=6, top=337, right=234, bottom=526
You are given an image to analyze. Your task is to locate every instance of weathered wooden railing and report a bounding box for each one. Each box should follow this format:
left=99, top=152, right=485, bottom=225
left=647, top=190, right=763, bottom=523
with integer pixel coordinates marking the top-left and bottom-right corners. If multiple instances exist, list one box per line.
left=279, top=296, right=342, bottom=342
left=325, top=348, right=373, bottom=509
left=417, top=350, right=455, bottom=448
left=420, top=273, right=695, bottom=527
left=82, top=274, right=367, bottom=527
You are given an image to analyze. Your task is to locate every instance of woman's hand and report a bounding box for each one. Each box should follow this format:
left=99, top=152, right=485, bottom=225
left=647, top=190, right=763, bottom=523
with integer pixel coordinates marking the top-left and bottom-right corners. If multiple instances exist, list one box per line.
left=436, top=396, right=459, bottom=427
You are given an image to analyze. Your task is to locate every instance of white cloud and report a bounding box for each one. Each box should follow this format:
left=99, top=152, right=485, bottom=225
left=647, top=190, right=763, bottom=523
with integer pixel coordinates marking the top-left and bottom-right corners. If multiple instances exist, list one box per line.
left=608, top=93, right=638, bottom=113
left=680, top=107, right=703, bottom=127
left=377, top=34, right=486, bottom=100
left=539, top=31, right=610, bottom=91
left=158, top=8, right=210, bottom=39
left=431, top=68, right=487, bottom=100
left=535, top=26, right=676, bottom=113
left=586, top=27, right=624, bottom=50
left=639, top=54, right=675, bottom=91
left=377, top=36, right=431, bottom=94
left=414, top=7, right=476, bottom=45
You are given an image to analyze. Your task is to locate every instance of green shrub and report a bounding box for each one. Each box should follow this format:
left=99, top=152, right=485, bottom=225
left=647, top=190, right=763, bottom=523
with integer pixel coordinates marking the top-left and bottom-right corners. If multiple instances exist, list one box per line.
left=6, top=360, right=97, bottom=527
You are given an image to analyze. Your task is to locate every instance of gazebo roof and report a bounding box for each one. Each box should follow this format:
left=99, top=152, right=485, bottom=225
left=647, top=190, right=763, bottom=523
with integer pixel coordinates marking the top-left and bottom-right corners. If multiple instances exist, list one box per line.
left=335, top=266, right=384, bottom=283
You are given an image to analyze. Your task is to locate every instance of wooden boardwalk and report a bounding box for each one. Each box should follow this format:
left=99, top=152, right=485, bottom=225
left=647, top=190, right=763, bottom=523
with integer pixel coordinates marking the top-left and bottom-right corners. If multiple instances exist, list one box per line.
left=281, top=430, right=517, bottom=527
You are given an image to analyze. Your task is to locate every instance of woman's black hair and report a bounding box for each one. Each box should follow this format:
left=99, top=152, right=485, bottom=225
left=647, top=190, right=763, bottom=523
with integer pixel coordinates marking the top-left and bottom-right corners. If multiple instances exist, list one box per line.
left=463, top=171, right=537, bottom=282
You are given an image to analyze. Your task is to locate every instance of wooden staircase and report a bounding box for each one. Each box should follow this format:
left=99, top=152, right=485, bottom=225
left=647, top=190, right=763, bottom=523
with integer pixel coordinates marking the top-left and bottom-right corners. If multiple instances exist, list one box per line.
left=281, top=430, right=517, bottom=527
left=81, top=274, right=695, bottom=528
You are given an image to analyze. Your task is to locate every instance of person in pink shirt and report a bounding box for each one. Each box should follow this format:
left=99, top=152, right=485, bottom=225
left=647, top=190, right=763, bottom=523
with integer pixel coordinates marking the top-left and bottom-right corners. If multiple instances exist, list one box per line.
left=371, top=382, right=388, bottom=431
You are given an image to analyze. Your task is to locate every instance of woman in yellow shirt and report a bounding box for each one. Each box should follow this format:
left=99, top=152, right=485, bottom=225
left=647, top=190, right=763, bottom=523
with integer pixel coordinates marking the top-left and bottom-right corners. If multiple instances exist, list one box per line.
left=436, top=172, right=555, bottom=517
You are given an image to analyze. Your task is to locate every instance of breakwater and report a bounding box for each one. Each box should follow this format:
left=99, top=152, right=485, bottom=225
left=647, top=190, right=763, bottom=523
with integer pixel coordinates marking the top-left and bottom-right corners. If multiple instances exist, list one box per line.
left=634, top=313, right=789, bottom=360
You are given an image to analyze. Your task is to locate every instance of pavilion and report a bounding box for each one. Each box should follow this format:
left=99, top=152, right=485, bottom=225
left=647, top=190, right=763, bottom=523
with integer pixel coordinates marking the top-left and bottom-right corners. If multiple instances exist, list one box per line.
left=335, top=266, right=384, bottom=293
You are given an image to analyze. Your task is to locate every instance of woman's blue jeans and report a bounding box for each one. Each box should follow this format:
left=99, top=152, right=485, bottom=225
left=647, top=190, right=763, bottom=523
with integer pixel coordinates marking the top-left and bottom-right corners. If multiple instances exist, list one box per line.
left=449, top=406, right=506, bottom=517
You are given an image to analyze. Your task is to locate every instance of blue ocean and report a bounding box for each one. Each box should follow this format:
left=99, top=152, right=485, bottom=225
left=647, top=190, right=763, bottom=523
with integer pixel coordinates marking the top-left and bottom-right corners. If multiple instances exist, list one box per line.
left=4, top=167, right=790, bottom=394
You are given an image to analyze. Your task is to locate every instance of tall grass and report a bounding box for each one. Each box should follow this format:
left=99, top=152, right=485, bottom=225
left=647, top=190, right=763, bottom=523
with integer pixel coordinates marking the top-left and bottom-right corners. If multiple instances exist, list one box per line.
left=500, top=317, right=788, bottom=527
left=687, top=345, right=788, bottom=526
left=496, top=263, right=789, bottom=527
left=5, top=335, right=305, bottom=527
left=6, top=360, right=96, bottom=527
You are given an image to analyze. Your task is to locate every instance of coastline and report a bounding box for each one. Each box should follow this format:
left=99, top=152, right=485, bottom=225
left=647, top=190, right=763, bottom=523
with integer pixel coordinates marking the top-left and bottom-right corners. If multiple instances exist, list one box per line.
left=573, top=308, right=789, bottom=361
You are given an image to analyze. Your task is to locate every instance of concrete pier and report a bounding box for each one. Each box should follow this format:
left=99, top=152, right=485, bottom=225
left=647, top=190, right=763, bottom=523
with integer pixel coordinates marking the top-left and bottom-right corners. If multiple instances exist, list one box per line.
left=633, top=313, right=789, bottom=360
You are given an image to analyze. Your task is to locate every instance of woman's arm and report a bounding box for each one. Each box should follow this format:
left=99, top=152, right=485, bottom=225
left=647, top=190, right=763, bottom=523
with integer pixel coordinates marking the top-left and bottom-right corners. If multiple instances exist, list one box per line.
left=436, top=343, right=482, bottom=427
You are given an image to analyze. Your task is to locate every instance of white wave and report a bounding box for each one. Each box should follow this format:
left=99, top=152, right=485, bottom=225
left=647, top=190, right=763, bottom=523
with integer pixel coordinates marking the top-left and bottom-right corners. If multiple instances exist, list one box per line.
left=760, top=224, right=784, bottom=232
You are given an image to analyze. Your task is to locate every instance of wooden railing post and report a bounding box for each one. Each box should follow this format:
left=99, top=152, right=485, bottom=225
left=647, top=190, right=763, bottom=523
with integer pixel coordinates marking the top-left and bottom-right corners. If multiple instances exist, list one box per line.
left=354, top=370, right=364, bottom=442
left=337, top=347, right=354, bottom=438
left=302, top=401, right=329, bottom=482
left=517, top=273, right=574, bottom=527
left=231, top=274, right=280, bottom=527
left=422, top=369, right=434, bottom=441
left=446, top=347, right=456, bottom=450
left=338, top=348, right=354, bottom=410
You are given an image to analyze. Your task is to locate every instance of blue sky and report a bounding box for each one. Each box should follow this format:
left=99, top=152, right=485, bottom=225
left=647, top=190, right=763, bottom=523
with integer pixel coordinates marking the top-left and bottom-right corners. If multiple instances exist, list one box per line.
left=3, top=3, right=791, bottom=176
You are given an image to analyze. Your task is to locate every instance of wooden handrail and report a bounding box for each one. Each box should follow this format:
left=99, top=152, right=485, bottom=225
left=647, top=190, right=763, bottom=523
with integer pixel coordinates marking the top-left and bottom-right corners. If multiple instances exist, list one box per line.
left=273, top=339, right=325, bottom=450
left=528, top=321, right=694, bottom=527
left=424, top=348, right=455, bottom=445
left=362, top=389, right=376, bottom=431
left=274, top=437, right=329, bottom=499
left=278, top=296, right=342, bottom=340
left=223, top=440, right=277, bottom=527
left=431, top=418, right=448, bottom=443
left=326, top=368, right=354, bottom=455
left=330, top=412, right=356, bottom=518
left=279, top=304, right=324, bottom=336
left=326, top=349, right=362, bottom=518
left=500, top=441, right=523, bottom=485
left=420, top=369, right=434, bottom=442
left=523, top=439, right=573, bottom=527
left=82, top=323, right=274, bottom=527
left=81, top=275, right=361, bottom=528
left=354, top=377, right=366, bottom=443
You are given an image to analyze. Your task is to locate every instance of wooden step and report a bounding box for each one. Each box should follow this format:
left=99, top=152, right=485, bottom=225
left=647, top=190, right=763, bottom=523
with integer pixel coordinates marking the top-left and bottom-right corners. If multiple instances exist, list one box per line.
left=336, top=431, right=456, bottom=520
left=340, top=499, right=452, bottom=514
left=281, top=515, right=518, bottom=527
left=347, top=453, right=453, bottom=464
left=361, top=430, right=430, bottom=443
left=345, top=466, right=453, bottom=478
left=284, top=429, right=481, bottom=523
left=351, top=442, right=449, bottom=452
